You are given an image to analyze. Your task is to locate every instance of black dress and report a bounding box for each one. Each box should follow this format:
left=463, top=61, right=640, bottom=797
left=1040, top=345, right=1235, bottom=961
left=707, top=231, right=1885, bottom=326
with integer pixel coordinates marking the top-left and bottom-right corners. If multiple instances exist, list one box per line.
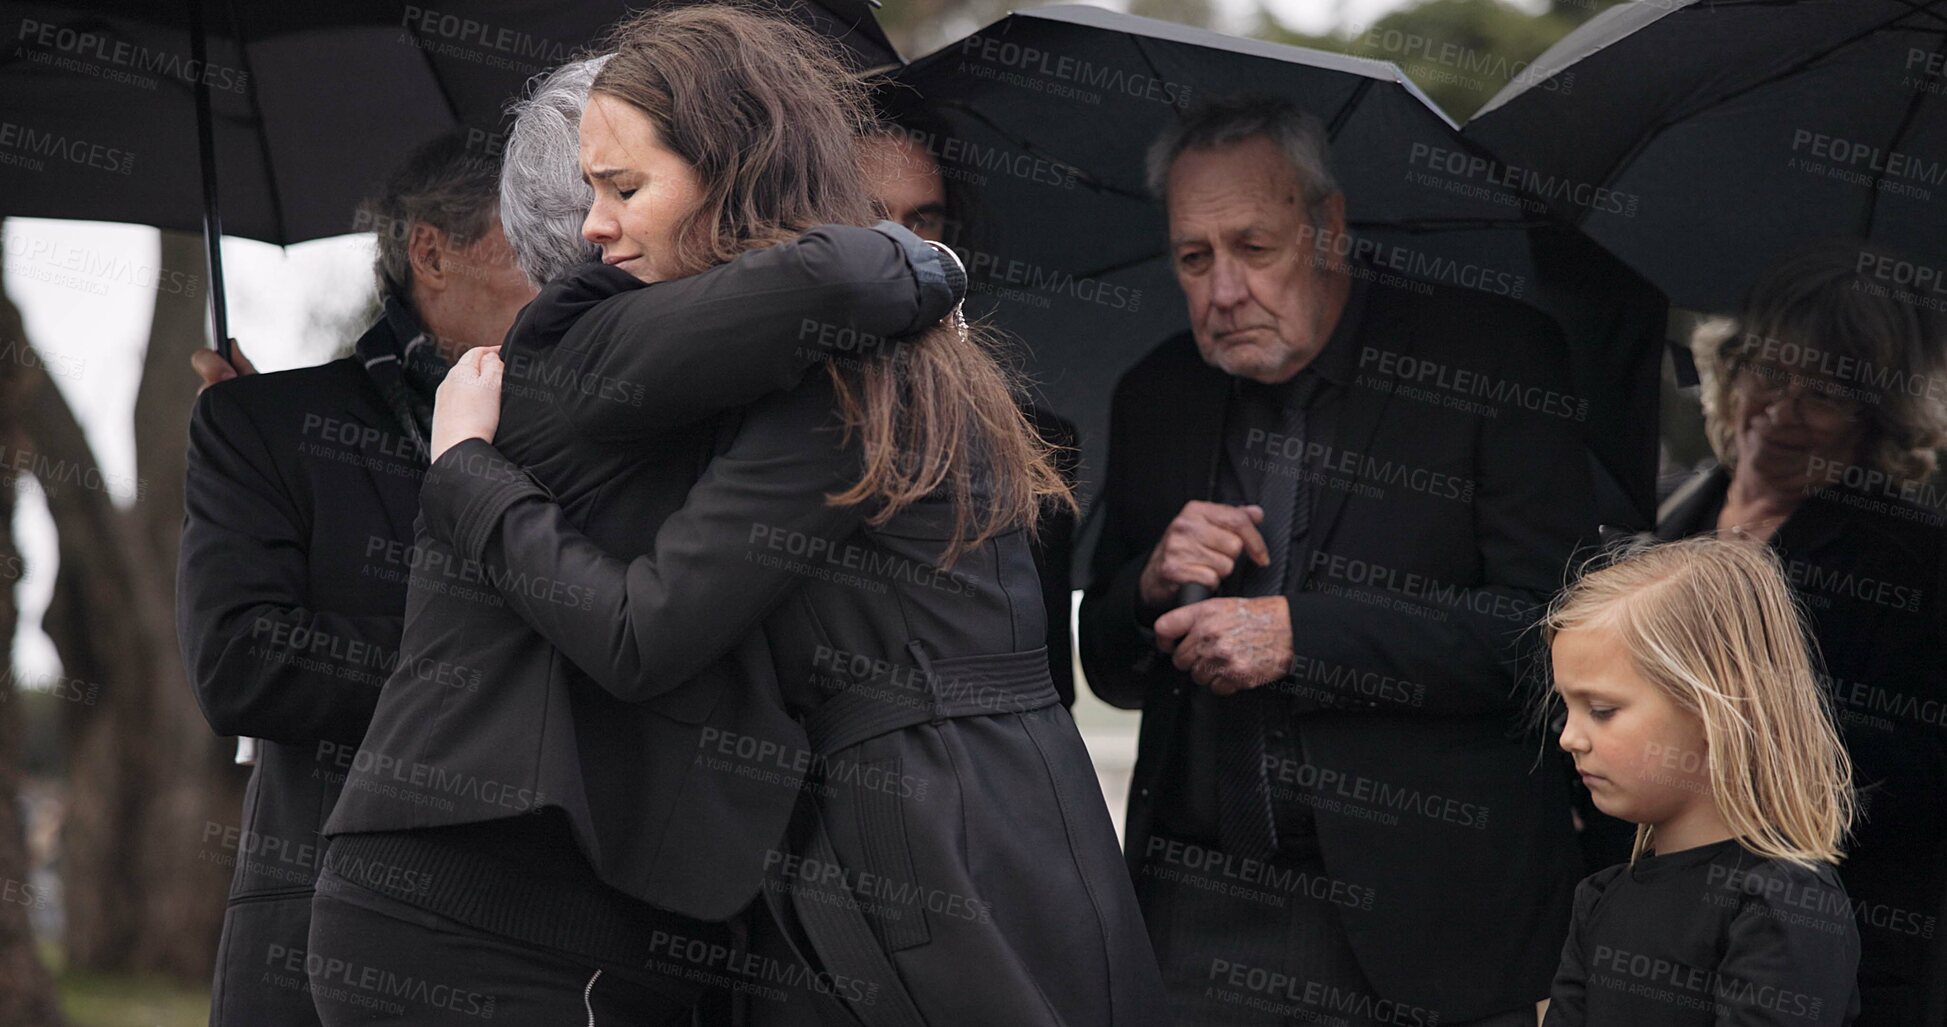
left=1544, top=838, right=1861, bottom=1026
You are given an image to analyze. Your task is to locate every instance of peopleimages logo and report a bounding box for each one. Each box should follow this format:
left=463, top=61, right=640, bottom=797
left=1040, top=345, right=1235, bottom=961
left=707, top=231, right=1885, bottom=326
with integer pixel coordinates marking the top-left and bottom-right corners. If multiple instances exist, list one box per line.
left=1407, top=143, right=1638, bottom=218
left=14, top=17, right=251, bottom=93
left=1360, top=26, right=1573, bottom=94
left=956, top=36, right=1191, bottom=107
left=0, top=121, right=133, bottom=175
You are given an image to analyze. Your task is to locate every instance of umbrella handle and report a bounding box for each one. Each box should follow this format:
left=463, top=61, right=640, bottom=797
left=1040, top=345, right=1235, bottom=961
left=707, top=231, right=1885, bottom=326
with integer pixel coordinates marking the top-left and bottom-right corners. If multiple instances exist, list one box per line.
left=188, top=0, right=230, bottom=364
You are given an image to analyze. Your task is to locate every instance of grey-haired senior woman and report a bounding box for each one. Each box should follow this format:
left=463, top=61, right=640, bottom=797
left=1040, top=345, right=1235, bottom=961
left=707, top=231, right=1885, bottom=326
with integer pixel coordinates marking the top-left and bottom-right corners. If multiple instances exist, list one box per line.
left=1656, top=240, right=1947, bottom=1027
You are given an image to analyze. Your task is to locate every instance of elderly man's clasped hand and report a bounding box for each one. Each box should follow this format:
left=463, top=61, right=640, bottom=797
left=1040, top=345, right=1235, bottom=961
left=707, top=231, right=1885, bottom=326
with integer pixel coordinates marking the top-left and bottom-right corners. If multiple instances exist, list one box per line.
left=1154, top=595, right=1292, bottom=697
left=1139, top=499, right=1293, bottom=696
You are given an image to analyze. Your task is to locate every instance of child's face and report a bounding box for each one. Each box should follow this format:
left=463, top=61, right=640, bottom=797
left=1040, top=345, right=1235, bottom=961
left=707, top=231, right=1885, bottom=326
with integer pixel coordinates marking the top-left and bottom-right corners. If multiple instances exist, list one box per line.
left=1552, top=622, right=1716, bottom=829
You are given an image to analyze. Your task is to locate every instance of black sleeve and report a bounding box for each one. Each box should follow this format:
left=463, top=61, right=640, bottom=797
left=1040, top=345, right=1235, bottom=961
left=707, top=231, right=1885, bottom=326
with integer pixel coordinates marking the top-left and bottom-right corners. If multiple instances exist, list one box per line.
left=1076, top=374, right=1166, bottom=711
left=419, top=375, right=866, bottom=704
left=1030, top=406, right=1081, bottom=706
left=1714, top=868, right=1861, bottom=1026
left=175, top=384, right=397, bottom=744
left=1277, top=316, right=1593, bottom=717
left=551, top=222, right=960, bottom=443
left=1542, top=872, right=1610, bottom=1027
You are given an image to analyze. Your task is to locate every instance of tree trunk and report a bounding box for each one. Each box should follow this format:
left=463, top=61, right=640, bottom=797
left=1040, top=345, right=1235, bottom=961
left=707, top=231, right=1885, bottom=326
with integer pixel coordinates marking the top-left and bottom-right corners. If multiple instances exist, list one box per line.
left=14, top=225, right=240, bottom=981
left=0, top=225, right=68, bottom=1026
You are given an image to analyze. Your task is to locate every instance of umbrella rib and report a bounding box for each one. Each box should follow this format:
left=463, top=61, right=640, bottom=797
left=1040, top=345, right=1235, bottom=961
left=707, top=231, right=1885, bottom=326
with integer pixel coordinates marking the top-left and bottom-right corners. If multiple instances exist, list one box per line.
left=1326, top=79, right=1373, bottom=141
left=1861, top=33, right=1945, bottom=232
left=221, top=0, right=289, bottom=246
left=1584, top=1, right=1943, bottom=213
left=1128, top=36, right=1186, bottom=114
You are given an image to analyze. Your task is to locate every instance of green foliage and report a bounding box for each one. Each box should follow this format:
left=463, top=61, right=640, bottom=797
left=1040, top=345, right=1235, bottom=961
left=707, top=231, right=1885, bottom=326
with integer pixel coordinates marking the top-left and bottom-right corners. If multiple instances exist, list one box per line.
left=43, top=945, right=208, bottom=1027
left=60, top=974, right=207, bottom=1027
left=1256, top=0, right=1619, bottom=123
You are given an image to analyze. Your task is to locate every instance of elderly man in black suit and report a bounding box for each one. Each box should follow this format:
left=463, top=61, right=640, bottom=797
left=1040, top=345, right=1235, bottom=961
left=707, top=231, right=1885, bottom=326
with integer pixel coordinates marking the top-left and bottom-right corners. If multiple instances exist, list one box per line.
left=1079, top=96, right=1594, bottom=1027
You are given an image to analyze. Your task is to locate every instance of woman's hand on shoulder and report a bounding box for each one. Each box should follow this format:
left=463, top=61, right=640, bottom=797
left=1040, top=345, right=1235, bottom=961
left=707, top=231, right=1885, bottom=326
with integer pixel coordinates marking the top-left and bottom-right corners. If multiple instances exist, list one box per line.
left=431, top=345, right=503, bottom=463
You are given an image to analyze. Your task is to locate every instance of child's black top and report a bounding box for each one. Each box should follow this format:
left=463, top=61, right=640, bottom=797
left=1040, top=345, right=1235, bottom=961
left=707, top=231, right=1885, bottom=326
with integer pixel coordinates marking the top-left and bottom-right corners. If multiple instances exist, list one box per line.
left=1543, top=837, right=1860, bottom=1026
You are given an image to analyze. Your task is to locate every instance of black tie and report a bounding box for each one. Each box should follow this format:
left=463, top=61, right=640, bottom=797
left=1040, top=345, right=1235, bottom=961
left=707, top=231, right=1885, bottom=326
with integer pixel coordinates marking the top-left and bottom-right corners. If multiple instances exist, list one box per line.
left=1216, top=375, right=1317, bottom=860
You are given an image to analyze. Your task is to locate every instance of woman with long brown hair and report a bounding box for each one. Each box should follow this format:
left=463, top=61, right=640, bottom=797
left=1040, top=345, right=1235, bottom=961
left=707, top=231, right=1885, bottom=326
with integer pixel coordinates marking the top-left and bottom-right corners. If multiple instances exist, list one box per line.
left=351, top=5, right=1167, bottom=1024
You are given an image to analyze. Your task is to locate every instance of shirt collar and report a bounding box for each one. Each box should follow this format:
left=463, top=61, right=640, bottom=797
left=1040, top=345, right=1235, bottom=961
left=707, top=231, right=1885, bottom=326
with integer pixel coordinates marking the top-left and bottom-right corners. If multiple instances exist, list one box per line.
left=1306, top=269, right=1370, bottom=388
left=1259, top=268, right=1369, bottom=405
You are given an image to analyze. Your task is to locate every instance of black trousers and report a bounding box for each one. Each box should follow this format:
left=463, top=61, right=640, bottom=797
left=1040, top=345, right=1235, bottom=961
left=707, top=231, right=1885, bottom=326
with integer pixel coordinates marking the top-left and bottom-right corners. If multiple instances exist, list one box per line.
left=306, top=868, right=706, bottom=1026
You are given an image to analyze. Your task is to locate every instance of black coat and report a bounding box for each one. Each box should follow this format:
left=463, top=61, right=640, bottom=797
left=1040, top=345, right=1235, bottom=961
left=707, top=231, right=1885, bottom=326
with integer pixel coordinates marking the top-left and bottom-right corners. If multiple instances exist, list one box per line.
left=177, top=343, right=424, bottom=1026
left=323, top=224, right=959, bottom=922
left=1659, top=465, right=1947, bottom=1026
left=415, top=360, right=1164, bottom=1024
left=1078, top=282, right=1593, bottom=1023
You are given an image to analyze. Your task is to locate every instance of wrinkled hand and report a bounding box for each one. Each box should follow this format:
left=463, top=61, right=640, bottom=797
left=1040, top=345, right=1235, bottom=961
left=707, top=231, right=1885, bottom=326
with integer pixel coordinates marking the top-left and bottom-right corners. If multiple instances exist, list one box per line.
left=1153, top=596, right=1292, bottom=696
left=190, top=341, right=256, bottom=393
left=430, top=346, right=502, bottom=463
left=1137, top=501, right=1268, bottom=608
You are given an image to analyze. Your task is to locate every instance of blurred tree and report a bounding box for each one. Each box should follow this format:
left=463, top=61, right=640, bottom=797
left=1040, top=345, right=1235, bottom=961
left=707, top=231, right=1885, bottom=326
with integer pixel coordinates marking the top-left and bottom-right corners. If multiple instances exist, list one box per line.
left=1256, top=0, right=1622, bottom=123
left=1128, top=0, right=1217, bottom=31
left=5, top=225, right=241, bottom=984
left=0, top=228, right=66, bottom=1027
left=1549, top=0, right=1624, bottom=24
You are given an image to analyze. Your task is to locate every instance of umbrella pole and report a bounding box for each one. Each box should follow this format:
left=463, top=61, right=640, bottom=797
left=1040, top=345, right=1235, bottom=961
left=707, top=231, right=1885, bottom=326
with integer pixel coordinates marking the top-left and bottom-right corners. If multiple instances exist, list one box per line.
left=188, top=0, right=231, bottom=364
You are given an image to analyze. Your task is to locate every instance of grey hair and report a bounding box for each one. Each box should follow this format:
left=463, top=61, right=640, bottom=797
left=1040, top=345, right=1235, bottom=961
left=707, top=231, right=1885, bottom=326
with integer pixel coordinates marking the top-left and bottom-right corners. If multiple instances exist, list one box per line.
left=501, top=54, right=611, bottom=286
left=1145, top=96, right=1339, bottom=223
left=359, top=130, right=502, bottom=303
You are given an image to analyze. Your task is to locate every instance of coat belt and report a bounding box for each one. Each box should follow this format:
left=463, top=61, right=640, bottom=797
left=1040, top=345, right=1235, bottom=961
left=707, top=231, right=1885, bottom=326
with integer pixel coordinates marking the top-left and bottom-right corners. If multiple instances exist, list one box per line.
left=803, top=645, right=1059, bottom=757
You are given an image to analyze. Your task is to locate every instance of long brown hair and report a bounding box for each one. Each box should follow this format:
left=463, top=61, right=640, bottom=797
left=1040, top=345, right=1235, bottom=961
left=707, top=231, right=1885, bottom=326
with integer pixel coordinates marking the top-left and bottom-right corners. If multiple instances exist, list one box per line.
left=593, top=4, right=1075, bottom=565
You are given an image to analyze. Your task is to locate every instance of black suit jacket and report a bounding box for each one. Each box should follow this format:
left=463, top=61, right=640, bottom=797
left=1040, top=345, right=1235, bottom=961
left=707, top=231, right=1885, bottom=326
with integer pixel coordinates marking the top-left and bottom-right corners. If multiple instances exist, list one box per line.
left=177, top=349, right=424, bottom=1024
left=1079, top=280, right=1592, bottom=1021
left=324, top=223, right=959, bottom=921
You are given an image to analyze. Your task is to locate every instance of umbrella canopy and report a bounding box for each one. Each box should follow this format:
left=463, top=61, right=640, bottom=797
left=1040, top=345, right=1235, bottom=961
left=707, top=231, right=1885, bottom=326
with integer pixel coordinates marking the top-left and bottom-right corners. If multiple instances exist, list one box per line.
left=0, top=0, right=899, bottom=244
left=896, top=5, right=1666, bottom=520
left=1465, top=0, right=1947, bottom=314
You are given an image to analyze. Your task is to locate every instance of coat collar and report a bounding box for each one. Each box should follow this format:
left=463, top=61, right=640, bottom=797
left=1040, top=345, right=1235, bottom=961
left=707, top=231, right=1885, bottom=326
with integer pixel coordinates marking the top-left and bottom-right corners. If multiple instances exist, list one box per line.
left=508, top=261, right=646, bottom=353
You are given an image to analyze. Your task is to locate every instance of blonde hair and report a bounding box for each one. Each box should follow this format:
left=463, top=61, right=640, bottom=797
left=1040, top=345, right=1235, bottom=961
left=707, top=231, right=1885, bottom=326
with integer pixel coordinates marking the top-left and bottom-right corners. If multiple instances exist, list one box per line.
left=1542, top=536, right=1854, bottom=868
left=1694, top=240, right=1947, bottom=487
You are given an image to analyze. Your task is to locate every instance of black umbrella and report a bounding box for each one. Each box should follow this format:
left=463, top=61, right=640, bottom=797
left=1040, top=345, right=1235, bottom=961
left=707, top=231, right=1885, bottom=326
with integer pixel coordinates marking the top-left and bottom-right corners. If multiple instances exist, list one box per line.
left=0, top=0, right=898, bottom=357
left=1465, top=0, right=1947, bottom=315
left=896, top=5, right=1667, bottom=521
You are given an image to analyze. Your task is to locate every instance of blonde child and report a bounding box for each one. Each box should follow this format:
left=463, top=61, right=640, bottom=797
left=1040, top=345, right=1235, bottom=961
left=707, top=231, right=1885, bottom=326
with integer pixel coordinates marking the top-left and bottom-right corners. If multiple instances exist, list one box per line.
left=1542, top=536, right=1860, bottom=1026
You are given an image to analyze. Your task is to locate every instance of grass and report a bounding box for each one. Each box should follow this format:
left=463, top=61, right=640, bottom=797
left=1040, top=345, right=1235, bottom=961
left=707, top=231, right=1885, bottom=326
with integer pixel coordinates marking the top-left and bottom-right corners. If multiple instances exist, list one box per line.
left=39, top=945, right=209, bottom=1027
left=59, top=973, right=208, bottom=1027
